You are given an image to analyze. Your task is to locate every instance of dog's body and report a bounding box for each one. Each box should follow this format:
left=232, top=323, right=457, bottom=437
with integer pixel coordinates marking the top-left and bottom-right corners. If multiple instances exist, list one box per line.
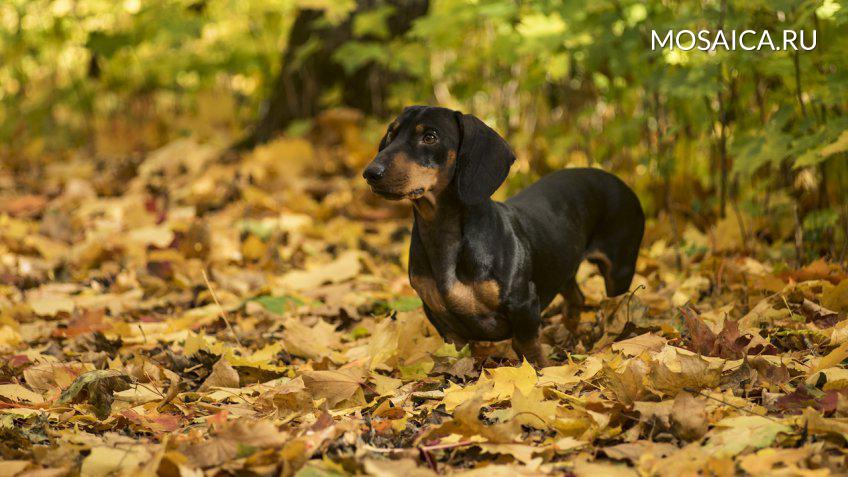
left=364, top=106, right=644, bottom=364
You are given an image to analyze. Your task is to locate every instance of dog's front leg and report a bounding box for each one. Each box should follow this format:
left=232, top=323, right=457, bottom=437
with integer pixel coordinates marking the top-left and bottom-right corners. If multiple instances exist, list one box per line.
left=506, top=284, right=549, bottom=367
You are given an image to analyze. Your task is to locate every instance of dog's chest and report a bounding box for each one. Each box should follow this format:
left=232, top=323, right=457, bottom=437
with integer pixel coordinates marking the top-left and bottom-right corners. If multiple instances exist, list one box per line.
left=409, top=273, right=500, bottom=317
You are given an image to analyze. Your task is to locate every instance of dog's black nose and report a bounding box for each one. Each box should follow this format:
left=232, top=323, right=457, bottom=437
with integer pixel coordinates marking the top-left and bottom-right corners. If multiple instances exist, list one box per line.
left=363, top=164, right=385, bottom=183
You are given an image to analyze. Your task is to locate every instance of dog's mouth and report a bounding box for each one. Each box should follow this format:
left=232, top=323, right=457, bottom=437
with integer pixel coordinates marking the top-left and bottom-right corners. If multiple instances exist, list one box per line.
left=370, top=186, right=426, bottom=201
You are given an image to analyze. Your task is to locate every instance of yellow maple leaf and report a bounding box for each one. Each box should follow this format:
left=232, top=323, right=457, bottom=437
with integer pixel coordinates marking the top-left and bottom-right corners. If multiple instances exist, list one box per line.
left=487, top=359, right=538, bottom=400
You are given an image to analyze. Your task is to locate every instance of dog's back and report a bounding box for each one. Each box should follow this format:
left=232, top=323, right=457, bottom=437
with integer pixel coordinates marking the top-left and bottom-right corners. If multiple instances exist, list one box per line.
left=506, top=168, right=644, bottom=305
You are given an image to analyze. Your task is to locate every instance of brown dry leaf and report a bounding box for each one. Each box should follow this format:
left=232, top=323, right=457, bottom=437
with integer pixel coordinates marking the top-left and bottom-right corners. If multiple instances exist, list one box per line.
left=256, top=376, right=313, bottom=414
left=738, top=447, right=820, bottom=476
left=603, top=440, right=678, bottom=463
left=649, top=347, right=722, bottom=395
left=80, top=445, right=153, bottom=477
left=711, top=217, right=745, bottom=253
left=813, top=341, right=848, bottom=374
left=198, top=358, right=240, bottom=391
left=0, top=384, right=44, bottom=404
left=572, top=461, right=639, bottom=477
left=183, top=419, right=288, bottom=468
left=301, top=367, right=367, bottom=407
left=634, top=400, right=673, bottom=429
left=0, top=194, right=48, bottom=217
left=276, top=250, right=361, bottom=291
left=670, top=391, right=708, bottom=441
left=803, top=408, right=848, bottom=442
left=440, top=397, right=520, bottom=444
left=682, top=308, right=718, bottom=355
left=0, top=461, right=31, bottom=477
left=602, top=359, right=651, bottom=405
left=281, top=317, right=341, bottom=361
left=822, top=279, right=848, bottom=312
left=363, top=458, right=437, bottom=477
left=27, top=293, right=75, bottom=317
left=611, top=332, right=667, bottom=356
left=24, top=361, right=91, bottom=393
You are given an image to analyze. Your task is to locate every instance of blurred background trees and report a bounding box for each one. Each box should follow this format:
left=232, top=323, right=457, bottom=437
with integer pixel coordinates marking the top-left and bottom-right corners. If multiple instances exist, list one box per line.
left=1, top=0, right=846, bottom=263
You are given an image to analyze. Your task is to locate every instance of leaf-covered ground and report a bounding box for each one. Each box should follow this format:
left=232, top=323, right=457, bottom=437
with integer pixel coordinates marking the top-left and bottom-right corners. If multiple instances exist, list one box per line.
left=1, top=113, right=848, bottom=476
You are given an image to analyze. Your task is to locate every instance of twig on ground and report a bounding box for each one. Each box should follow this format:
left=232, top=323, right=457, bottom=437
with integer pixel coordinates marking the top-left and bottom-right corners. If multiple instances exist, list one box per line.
left=201, top=268, right=243, bottom=348
left=683, top=387, right=784, bottom=423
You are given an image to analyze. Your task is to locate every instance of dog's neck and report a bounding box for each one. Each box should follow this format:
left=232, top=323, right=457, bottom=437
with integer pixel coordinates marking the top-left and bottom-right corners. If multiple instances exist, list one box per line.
left=411, top=189, right=493, bottom=284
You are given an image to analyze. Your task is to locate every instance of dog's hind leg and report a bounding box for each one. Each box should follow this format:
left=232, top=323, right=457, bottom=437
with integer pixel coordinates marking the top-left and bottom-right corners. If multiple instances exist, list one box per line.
left=561, top=276, right=584, bottom=334
left=586, top=248, right=636, bottom=297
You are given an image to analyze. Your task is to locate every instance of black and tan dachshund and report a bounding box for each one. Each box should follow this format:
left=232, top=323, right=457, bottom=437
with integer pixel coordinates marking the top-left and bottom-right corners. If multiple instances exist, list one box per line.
left=363, top=106, right=645, bottom=365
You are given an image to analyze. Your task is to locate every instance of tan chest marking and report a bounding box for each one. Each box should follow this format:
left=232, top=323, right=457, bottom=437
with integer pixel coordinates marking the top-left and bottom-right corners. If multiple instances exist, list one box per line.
left=410, top=275, right=500, bottom=316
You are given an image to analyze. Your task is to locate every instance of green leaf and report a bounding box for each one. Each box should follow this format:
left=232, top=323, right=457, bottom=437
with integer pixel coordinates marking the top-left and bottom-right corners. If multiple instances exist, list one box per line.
left=333, top=41, right=390, bottom=73
left=352, top=6, right=394, bottom=39
left=253, top=295, right=303, bottom=315
left=388, top=296, right=422, bottom=312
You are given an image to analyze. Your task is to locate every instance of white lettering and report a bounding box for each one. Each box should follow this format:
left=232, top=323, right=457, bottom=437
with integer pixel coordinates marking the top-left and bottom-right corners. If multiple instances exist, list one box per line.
left=739, top=30, right=756, bottom=50
left=697, top=30, right=712, bottom=50
left=758, top=30, right=776, bottom=50
left=713, top=30, right=730, bottom=50
left=783, top=30, right=798, bottom=50
left=677, top=30, right=696, bottom=51
left=800, top=30, right=816, bottom=50
left=651, top=30, right=673, bottom=50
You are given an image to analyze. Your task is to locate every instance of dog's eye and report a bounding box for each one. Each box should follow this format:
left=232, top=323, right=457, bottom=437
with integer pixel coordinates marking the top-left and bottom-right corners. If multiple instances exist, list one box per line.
left=422, top=132, right=438, bottom=144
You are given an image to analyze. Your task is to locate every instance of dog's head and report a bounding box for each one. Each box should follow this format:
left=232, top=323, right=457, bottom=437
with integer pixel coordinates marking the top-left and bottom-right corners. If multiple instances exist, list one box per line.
left=363, top=106, right=515, bottom=205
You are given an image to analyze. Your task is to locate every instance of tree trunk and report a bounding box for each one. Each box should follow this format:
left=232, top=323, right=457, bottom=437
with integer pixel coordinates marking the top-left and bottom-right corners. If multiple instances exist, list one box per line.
left=236, top=0, right=428, bottom=150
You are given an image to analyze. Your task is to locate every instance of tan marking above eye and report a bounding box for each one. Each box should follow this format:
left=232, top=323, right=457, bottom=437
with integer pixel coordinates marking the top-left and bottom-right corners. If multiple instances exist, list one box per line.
left=415, top=124, right=424, bottom=133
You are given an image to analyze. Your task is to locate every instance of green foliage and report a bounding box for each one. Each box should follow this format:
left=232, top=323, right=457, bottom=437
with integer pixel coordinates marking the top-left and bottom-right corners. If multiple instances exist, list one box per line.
left=0, top=0, right=295, bottom=152
left=348, top=0, right=847, bottom=255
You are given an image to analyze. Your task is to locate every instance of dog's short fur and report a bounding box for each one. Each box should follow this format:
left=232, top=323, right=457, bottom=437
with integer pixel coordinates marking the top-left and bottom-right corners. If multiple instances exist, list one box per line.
left=363, top=106, right=645, bottom=365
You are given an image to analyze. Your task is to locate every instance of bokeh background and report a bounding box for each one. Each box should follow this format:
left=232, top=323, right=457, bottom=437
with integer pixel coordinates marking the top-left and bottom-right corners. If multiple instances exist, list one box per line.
left=2, top=0, right=847, bottom=263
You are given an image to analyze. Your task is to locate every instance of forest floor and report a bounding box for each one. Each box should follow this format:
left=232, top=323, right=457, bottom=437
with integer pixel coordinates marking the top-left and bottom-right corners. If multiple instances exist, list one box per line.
left=1, top=113, right=848, bottom=476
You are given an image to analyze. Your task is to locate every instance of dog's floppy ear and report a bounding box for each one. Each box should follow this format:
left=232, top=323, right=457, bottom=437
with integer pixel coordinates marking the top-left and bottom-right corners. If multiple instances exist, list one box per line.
left=454, top=113, right=515, bottom=205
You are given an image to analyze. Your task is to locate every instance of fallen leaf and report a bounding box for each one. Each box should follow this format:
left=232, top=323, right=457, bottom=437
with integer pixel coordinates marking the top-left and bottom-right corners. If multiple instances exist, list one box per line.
left=603, top=440, right=677, bottom=463
left=611, top=333, right=667, bottom=356
left=57, top=369, right=131, bottom=419
left=509, top=387, right=557, bottom=428
left=277, top=250, right=361, bottom=291
left=0, top=384, right=45, bottom=405
left=649, top=347, right=722, bottom=395
left=301, top=367, right=367, bottom=407
left=198, top=358, right=240, bottom=391
left=183, top=419, right=288, bottom=468
left=80, top=445, right=151, bottom=477
left=703, top=416, right=791, bottom=457
left=670, top=391, right=708, bottom=441
left=822, top=279, right=848, bottom=312
left=487, top=359, right=538, bottom=400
